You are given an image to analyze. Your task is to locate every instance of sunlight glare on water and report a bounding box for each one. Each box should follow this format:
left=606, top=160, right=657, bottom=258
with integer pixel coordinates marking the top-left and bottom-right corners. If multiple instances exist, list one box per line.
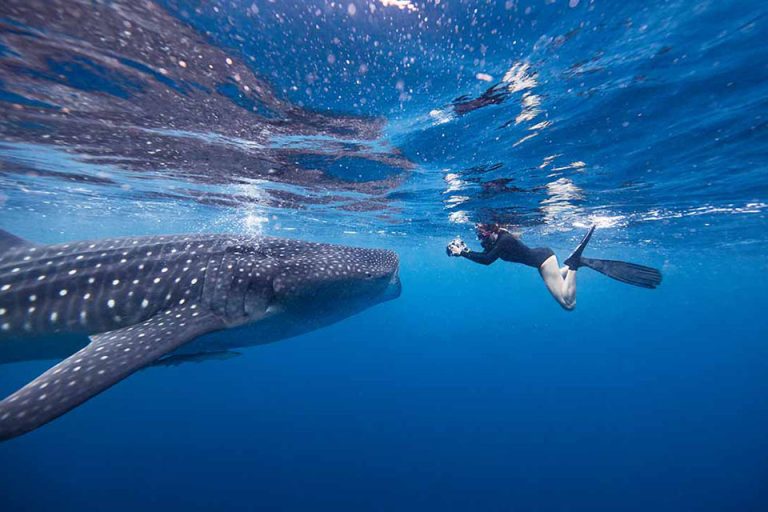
left=0, top=0, right=764, bottom=248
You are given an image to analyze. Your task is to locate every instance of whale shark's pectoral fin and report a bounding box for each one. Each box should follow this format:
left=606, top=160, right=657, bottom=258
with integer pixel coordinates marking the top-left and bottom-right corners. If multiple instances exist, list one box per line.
left=150, top=350, right=242, bottom=368
left=0, top=305, right=224, bottom=441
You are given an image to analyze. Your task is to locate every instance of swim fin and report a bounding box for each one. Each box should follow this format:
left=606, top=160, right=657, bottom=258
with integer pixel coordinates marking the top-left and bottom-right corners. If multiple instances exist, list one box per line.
left=579, top=257, right=662, bottom=289
left=563, top=225, right=662, bottom=288
left=564, top=225, right=596, bottom=270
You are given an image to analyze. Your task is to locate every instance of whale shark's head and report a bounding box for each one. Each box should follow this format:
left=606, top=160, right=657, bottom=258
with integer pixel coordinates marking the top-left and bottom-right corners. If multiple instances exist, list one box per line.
left=270, top=244, right=401, bottom=312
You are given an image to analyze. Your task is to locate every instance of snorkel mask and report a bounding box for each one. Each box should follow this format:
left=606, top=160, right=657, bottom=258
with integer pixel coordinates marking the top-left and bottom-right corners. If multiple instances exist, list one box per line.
left=476, top=223, right=498, bottom=249
left=475, top=223, right=493, bottom=240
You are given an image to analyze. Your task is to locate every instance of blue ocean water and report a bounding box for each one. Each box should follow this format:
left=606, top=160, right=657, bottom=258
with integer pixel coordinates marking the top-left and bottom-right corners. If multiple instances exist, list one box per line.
left=1, top=0, right=767, bottom=510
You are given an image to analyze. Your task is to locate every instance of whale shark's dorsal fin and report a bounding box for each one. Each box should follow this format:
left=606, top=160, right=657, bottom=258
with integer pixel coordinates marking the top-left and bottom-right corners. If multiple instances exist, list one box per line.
left=0, top=229, right=36, bottom=254
left=0, top=305, right=225, bottom=441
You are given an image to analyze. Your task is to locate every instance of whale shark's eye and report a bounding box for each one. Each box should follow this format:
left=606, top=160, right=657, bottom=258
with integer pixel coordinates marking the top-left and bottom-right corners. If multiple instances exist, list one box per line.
left=365, top=272, right=372, bottom=278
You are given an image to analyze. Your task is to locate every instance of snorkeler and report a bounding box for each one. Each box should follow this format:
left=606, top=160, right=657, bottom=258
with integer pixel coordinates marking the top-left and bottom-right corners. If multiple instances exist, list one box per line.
left=446, top=224, right=661, bottom=310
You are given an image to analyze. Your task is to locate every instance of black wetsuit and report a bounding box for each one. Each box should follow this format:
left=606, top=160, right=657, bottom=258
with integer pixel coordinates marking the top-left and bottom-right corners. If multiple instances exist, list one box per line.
left=462, top=231, right=554, bottom=268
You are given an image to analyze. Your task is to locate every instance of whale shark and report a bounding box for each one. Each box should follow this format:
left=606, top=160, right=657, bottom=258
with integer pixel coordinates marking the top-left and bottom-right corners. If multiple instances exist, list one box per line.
left=0, top=229, right=400, bottom=441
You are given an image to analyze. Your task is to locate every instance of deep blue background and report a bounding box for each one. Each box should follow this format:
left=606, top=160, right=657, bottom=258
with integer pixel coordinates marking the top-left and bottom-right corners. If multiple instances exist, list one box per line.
left=2, top=243, right=767, bottom=511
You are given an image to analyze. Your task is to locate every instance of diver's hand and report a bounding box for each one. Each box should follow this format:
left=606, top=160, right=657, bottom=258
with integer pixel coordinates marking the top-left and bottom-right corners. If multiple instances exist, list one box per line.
left=446, top=238, right=468, bottom=257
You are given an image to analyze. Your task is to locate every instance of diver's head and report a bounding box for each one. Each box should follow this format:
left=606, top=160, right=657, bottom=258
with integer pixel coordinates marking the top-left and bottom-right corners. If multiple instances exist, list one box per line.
left=475, top=223, right=500, bottom=249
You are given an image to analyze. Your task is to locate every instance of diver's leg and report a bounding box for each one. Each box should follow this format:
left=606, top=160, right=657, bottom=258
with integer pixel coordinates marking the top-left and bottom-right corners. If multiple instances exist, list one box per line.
left=539, top=255, right=576, bottom=310
left=562, top=265, right=577, bottom=305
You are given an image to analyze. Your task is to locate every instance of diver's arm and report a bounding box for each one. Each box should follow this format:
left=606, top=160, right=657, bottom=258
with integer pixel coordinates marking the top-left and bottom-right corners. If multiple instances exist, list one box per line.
left=461, top=245, right=500, bottom=265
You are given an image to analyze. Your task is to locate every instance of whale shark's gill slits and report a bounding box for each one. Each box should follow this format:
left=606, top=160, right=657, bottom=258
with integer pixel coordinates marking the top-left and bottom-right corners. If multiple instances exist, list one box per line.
left=226, top=253, right=255, bottom=322
left=206, top=251, right=240, bottom=320
left=202, top=248, right=271, bottom=325
left=200, top=252, right=225, bottom=316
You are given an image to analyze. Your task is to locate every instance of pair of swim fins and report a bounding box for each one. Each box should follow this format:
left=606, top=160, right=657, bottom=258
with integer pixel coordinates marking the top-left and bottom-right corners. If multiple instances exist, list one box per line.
left=564, top=226, right=662, bottom=289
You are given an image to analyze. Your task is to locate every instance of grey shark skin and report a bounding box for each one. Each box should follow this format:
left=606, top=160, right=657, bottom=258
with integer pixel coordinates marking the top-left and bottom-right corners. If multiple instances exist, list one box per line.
left=0, top=229, right=400, bottom=441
